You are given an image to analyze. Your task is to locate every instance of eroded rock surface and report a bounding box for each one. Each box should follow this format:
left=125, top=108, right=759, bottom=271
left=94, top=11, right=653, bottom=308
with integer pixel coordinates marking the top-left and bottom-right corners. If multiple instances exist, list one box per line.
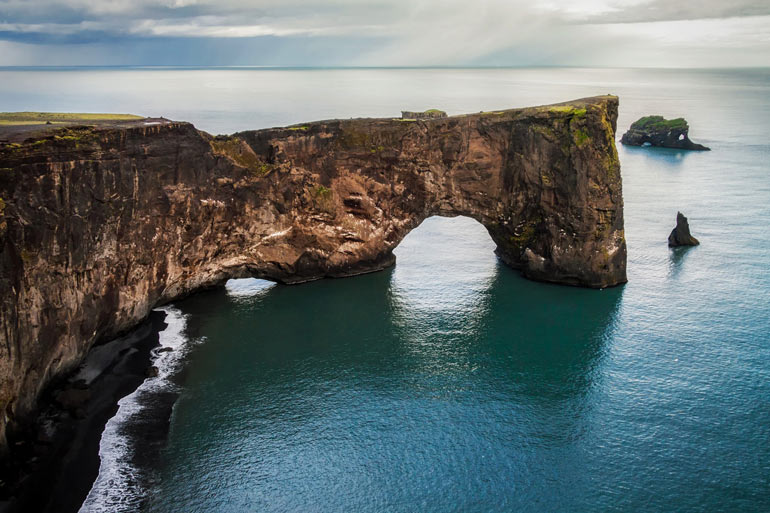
left=0, top=95, right=626, bottom=453
left=621, top=116, right=710, bottom=151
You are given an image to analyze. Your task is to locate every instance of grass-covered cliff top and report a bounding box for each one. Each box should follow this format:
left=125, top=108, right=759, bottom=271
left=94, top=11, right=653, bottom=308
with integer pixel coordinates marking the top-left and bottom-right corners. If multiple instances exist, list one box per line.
left=0, top=112, right=143, bottom=126
left=630, top=115, right=688, bottom=132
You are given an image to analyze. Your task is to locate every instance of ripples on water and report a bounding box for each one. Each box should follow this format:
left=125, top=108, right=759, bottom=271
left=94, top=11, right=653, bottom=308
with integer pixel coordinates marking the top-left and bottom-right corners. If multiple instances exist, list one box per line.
left=145, top=217, right=632, bottom=512
left=3, top=67, right=766, bottom=511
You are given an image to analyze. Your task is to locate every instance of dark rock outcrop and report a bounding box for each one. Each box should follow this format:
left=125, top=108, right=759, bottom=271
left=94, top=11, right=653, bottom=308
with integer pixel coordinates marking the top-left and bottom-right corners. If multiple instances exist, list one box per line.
left=0, top=96, right=626, bottom=454
left=621, top=116, right=710, bottom=150
left=668, top=212, right=700, bottom=247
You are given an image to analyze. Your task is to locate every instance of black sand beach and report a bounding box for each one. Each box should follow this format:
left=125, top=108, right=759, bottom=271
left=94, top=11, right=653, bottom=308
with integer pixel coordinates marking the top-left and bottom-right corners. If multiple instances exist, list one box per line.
left=0, top=311, right=168, bottom=513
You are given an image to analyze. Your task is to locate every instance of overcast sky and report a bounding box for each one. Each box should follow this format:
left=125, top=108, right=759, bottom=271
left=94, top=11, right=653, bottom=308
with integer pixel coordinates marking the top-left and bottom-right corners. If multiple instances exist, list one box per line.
left=0, top=0, right=768, bottom=67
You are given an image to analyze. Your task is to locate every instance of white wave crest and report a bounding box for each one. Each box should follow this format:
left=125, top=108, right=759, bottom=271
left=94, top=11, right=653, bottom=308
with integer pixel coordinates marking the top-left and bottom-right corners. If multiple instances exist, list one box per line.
left=78, top=306, right=191, bottom=513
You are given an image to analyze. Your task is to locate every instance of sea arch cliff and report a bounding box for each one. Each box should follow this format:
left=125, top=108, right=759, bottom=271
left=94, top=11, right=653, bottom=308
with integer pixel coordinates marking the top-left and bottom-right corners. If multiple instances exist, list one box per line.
left=0, top=95, right=626, bottom=451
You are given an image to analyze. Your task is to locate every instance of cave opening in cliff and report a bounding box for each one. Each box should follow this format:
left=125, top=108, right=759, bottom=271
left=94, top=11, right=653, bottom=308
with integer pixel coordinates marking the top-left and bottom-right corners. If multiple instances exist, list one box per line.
left=393, top=215, right=496, bottom=270
left=225, top=277, right=276, bottom=299
left=388, top=215, right=499, bottom=292
left=223, top=216, right=500, bottom=300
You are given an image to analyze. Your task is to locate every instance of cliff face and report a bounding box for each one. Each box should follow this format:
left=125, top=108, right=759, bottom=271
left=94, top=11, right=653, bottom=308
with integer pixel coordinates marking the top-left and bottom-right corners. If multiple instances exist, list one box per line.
left=0, top=95, right=626, bottom=452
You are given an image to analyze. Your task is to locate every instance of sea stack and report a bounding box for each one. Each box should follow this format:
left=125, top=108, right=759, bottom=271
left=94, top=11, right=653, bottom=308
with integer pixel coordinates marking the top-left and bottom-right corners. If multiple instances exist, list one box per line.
left=621, top=116, right=710, bottom=151
left=668, top=212, right=700, bottom=247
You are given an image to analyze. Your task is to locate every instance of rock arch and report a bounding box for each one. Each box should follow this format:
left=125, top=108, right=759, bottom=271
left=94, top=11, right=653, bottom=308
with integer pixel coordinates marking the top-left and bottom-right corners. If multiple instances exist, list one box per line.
left=0, top=95, right=625, bottom=450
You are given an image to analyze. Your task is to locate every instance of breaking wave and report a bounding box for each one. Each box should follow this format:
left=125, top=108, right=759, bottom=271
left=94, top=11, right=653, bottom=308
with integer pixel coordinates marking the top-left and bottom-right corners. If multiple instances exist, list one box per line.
left=78, top=306, right=192, bottom=513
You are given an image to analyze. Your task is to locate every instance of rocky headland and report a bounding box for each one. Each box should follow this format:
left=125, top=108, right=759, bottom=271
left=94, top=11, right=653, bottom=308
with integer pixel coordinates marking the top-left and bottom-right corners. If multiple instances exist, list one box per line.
left=0, top=96, right=626, bottom=462
left=621, top=116, right=710, bottom=150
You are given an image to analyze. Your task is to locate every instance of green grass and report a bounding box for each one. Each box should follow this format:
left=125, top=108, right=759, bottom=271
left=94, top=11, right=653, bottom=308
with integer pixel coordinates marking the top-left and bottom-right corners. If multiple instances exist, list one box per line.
left=313, top=185, right=334, bottom=213
left=0, top=112, right=143, bottom=125
left=546, top=105, right=587, bottom=118
left=0, top=120, right=69, bottom=126
left=631, top=115, right=688, bottom=132
left=209, top=137, right=274, bottom=176
left=314, top=185, right=332, bottom=198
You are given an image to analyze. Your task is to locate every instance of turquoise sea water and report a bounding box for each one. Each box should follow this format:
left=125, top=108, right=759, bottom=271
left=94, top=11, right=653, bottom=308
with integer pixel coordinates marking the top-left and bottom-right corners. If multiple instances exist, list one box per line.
left=2, top=68, right=768, bottom=511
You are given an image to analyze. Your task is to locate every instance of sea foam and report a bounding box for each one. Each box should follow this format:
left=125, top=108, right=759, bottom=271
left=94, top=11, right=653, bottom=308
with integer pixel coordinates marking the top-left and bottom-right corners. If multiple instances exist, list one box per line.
left=78, top=306, right=192, bottom=513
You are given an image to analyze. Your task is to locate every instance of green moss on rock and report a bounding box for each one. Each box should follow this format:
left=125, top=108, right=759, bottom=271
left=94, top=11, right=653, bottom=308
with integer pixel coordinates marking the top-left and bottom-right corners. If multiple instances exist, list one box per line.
left=547, top=105, right=587, bottom=118
left=507, top=217, right=542, bottom=251
left=312, top=184, right=335, bottom=213
left=630, top=115, right=688, bottom=132
left=573, top=128, right=590, bottom=147
left=313, top=185, right=332, bottom=198
left=210, top=137, right=274, bottom=176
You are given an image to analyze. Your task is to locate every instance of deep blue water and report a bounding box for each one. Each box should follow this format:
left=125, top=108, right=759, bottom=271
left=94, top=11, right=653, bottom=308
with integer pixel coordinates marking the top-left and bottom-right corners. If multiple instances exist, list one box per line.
left=2, top=67, right=767, bottom=512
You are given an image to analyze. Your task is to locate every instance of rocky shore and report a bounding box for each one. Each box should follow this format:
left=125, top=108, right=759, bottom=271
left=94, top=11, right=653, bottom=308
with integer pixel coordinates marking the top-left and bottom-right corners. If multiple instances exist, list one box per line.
left=0, top=311, right=167, bottom=513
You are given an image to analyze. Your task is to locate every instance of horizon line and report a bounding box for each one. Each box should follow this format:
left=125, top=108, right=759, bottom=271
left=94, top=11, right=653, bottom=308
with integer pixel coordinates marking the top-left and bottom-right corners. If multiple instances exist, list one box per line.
left=1, top=65, right=769, bottom=72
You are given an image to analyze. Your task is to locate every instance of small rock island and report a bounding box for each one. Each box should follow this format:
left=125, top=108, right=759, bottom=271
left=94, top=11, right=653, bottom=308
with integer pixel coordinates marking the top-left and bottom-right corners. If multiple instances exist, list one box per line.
left=668, top=212, right=700, bottom=247
left=621, top=116, right=710, bottom=151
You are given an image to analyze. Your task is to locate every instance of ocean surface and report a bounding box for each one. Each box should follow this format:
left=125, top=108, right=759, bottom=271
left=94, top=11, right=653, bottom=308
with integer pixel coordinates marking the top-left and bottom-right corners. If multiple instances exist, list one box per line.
left=2, top=67, right=768, bottom=512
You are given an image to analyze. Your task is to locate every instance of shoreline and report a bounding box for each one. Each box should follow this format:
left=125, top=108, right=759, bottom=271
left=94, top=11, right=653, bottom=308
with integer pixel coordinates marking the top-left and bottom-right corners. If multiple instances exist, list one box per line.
left=0, top=310, right=168, bottom=513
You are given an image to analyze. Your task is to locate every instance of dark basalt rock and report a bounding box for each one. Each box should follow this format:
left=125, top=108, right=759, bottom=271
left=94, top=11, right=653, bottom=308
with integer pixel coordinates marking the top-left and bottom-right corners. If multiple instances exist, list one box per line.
left=621, top=116, right=710, bottom=151
left=53, top=388, right=91, bottom=412
left=668, top=212, right=700, bottom=247
left=0, top=96, right=626, bottom=455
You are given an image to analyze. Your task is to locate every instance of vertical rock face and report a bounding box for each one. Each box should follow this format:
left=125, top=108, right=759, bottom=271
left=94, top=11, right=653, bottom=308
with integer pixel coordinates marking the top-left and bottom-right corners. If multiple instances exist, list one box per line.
left=0, top=95, right=626, bottom=452
left=668, top=212, right=700, bottom=247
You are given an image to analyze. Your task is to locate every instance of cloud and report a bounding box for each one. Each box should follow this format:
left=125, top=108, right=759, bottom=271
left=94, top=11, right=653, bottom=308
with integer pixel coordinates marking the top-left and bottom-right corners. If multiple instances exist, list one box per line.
left=0, top=0, right=768, bottom=66
left=570, top=0, right=770, bottom=24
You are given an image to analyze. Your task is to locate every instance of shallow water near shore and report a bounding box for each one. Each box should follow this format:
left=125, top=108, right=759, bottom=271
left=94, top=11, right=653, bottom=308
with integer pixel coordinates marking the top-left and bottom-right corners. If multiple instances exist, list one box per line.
left=3, top=67, right=768, bottom=511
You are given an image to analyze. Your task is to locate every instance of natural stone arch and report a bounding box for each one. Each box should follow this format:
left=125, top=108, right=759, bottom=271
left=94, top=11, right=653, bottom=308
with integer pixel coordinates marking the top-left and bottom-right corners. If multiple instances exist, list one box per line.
left=232, top=94, right=625, bottom=288
left=0, top=95, right=625, bottom=451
